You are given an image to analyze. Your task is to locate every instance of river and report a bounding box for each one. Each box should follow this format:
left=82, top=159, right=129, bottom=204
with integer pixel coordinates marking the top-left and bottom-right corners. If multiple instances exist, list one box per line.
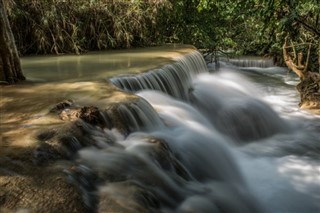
left=98, top=55, right=320, bottom=213
left=1, top=46, right=319, bottom=212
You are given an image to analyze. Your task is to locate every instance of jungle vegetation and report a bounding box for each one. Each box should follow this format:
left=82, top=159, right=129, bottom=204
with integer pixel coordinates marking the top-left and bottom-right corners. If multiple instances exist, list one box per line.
left=1, top=0, right=320, bottom=85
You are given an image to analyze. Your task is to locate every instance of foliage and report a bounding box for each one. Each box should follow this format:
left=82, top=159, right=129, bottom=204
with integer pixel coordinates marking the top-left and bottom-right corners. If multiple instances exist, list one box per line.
left=6, top=0, right=320, bottom=72
left=7, top=0, right=255, bottom=55
left=8, top=0, right=171, bottom=55
left=254, top=0, right=320, bottom=69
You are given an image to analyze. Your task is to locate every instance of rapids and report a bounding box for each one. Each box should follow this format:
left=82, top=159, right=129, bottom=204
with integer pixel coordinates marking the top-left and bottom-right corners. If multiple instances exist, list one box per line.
left=68, top=53, right=320, bottom=212
left=2, top=46, right=319, bottom=213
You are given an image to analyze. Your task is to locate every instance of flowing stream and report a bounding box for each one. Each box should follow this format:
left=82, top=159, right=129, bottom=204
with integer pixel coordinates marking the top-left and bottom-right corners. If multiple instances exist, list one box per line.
left=2, top=46, right=320, bottom=212
left=68, top=52, right=320, bottom=212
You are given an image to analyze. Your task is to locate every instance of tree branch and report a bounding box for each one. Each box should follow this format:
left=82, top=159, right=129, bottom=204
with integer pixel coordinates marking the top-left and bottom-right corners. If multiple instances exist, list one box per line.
left=294, top=17, right=320, bottom=37
left=283, top=36, right=305, bottom=79
left=283, top=43, right=314, bottom=48
left=303, top=43, right=311, bottom=73
left=290, top=40, right=297, bottom=61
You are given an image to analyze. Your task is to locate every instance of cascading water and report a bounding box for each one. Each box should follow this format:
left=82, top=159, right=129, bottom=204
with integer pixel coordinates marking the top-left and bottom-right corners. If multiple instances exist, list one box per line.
left=223, top=57, right=275, bottom=68
left=110, top=51, right=207, bottom=101
left=67, top=51, right=320, bottom=213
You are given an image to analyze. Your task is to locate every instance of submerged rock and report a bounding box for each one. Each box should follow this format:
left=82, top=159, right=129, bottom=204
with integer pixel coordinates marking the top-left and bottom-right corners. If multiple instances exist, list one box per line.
left=49, top=99, right=74, bottom=113
left=34, top=120, right=116, bottom=165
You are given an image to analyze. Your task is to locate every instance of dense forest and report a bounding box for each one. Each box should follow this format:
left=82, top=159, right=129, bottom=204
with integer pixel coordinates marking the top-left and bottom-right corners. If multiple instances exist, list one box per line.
left=5, top=0, right=319, bottom=58
left=1, top=0, right=320, bottom=105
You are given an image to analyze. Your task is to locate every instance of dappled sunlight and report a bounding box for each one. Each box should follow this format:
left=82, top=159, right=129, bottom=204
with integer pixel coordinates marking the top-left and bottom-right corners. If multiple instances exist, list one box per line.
left=0, top=81, right=135, bottom=152
left=278, top=156, right=320, bottom=201
left=0, top=97, right=14, bottom=108
left=1, top=45, right=194, bottom=161
left=1, top=126, right=42, bottom=153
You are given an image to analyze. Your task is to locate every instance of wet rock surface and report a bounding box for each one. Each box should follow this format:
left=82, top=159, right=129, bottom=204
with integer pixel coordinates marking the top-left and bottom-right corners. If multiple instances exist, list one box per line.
left=30, top=98, right=190, bottom=212
left=0, top=97, right=141, bottom=212
left=0, top=157, right=87, bottom=213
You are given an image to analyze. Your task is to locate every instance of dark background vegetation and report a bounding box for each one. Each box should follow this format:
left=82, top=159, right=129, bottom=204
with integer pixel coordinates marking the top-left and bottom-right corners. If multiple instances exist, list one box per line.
left=6, top=0, right=320, bottom=71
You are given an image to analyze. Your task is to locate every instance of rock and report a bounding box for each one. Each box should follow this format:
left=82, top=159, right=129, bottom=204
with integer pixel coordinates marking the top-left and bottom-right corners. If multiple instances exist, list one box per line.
left=79, top=106, right=109, bottom=127
left=49, top=99, right=74, bottom=113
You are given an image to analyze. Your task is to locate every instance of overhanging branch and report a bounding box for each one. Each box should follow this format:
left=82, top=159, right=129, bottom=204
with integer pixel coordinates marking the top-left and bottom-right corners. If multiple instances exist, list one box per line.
left=294, top=17, right=320, bottom=37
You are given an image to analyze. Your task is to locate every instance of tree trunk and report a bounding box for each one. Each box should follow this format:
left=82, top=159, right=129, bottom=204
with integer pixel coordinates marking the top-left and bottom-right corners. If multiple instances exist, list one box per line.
left=282, top=37, right=305, bottom=79
left=0, top=0, right=25, bottom=84
left=283, top=37, right=320, bottom=109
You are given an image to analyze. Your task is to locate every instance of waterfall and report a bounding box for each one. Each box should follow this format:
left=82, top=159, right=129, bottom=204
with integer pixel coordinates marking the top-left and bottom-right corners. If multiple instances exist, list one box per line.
left=106, top=99, right=164, bottom=133
left=221, top=57, right=274, bottom=68
left=64, top=50, right=320, bottom=213
left=110, top=51, right=208, bottom=101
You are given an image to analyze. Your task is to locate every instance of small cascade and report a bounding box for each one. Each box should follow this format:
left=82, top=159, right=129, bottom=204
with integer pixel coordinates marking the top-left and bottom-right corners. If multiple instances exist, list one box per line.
left=109, top=99, right=164, bottom=133
left=111, top=51, right=290, bottom=142
left=45, top=49, right=320, bottom=213
left=110, top=51, right=208, bottom=100
left=212, top=97, right=291, bottom=141
left=187, top=72, right=292, bottom=142
left=225, top=57, right=274, bottom=68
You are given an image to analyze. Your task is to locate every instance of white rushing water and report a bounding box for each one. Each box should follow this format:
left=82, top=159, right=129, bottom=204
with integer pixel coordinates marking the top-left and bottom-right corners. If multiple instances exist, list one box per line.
left=71, top=52, right=320, bottom=213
